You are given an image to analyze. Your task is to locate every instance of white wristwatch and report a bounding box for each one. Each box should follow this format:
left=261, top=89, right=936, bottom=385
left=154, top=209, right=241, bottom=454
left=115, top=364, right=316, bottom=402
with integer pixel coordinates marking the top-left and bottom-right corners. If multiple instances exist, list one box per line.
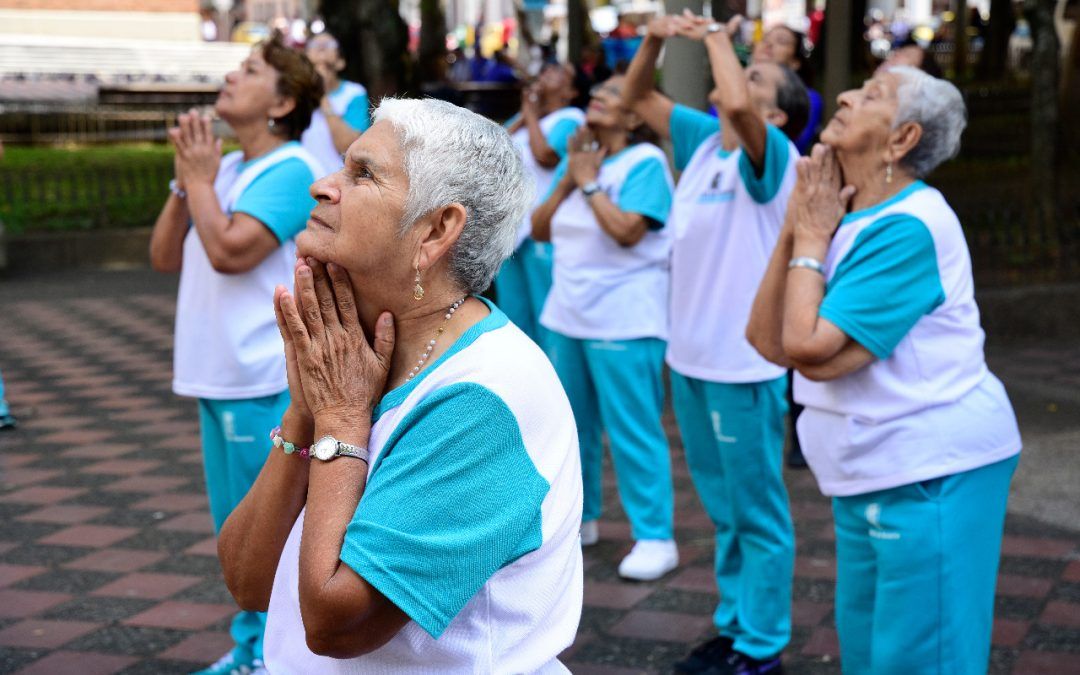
left=581, top=181, right=602, bottom=198
left=311, top=435, right=369, bottom=462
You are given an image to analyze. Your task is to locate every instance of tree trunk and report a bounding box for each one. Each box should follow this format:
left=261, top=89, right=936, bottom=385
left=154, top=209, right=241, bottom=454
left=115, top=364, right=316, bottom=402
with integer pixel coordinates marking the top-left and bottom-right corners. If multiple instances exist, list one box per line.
left=1024, top=0, right=1061, bottom=251
left=954, top=0, right=969, bottom=80
left=418, top=0, right=448, bottom=84
left=824, top=0, right=853, bottom=118
left=320, top=0, right=410, bottom=99
left=979, top=0, right=1016, bottom=80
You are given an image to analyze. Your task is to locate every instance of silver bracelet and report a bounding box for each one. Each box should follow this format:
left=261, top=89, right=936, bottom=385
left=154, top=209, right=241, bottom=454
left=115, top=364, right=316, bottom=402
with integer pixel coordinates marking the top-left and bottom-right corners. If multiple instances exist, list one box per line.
left=788, top=256, right=825, bottom=275
left=169, top=179, right=187, bottom=200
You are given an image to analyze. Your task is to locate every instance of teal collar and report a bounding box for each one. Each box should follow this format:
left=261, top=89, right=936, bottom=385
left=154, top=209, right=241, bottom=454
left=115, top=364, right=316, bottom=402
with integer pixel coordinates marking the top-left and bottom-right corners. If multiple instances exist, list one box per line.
left=841, top=180, right=927, bottom=225
left=372, top=296, right=508, bottom=422
left=239, top=140, right=299, bottom=170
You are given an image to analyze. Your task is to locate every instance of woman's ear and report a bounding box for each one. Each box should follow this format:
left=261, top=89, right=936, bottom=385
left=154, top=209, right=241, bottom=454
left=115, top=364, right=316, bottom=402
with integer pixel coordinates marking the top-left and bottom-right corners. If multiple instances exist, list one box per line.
left=269, top=96, right=297, bottom=122
left=416, top=203, right=468, bottom=272
left=766, top=108, right=789, bottom=132
left=887, top=121, right=922, bottom=165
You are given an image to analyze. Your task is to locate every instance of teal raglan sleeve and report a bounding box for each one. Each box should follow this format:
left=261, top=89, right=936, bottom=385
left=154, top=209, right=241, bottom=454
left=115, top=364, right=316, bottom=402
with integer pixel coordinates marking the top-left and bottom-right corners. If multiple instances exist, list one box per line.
left=670, top=103, right=721, bottom=171
left=340, top=92, right=370, bottom=131
left=819, top=215, right=946, bottom=360
left=232, top=158, right=317, bottom=243
left=546, top=117, right=583, bottom=159
left=618, top=155, right=673, bottom=229
left=340, top=383, right=551, bottom=639
left=737, top=124, right=792, bottom=204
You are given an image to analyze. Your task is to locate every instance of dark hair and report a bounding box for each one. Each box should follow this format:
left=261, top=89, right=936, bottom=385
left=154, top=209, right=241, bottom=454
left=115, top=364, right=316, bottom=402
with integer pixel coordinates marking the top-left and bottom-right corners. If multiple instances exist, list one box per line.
left=258, top=32, right=324, bottom=141
left=775, top=26, right=816, bottom=88
left=774, top=63, right=810, bottom=141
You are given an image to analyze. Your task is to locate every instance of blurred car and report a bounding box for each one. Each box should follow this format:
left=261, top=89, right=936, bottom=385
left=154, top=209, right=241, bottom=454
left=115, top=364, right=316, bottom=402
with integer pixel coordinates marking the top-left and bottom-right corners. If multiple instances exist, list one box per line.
left=231, top=22, right=271, bottom=44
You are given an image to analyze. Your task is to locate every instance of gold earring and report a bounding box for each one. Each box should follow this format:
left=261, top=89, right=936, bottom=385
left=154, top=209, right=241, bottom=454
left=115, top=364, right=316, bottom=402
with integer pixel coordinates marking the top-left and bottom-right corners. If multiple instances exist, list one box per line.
left=885, top=162, right=893, bottom=184
left=413, top=264, right=424, bottom=301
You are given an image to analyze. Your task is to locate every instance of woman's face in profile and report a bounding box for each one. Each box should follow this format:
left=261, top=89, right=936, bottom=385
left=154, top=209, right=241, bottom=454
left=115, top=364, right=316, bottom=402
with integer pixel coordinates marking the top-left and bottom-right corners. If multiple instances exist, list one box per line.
left=821, top=72, right=901, bottom=154
left=216, top=49, right=281, bottom=122
left=297, top=121, right=412, bottom=289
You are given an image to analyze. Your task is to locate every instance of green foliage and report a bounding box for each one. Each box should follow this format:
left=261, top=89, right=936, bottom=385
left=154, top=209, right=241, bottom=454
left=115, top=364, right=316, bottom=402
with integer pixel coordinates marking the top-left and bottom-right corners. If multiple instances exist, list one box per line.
left=0, top=144, right=174, bottom=235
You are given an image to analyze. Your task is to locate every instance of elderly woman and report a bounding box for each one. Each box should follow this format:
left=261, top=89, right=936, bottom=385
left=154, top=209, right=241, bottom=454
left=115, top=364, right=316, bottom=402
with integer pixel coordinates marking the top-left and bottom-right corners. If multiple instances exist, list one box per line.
left=149, top=32, right=323, bottom=675
left=216, top=98, right=583, bottom=673
left=747, top=66, right=1021, bottom=673
left=531, top=74, right=677, bottom=581
left=495, top=62, right=584, bottom=348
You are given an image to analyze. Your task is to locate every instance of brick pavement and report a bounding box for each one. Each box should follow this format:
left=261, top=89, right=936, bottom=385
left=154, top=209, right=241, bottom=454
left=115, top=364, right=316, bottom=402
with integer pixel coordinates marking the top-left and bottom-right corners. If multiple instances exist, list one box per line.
left=0, top=275, right=1077, bottom=674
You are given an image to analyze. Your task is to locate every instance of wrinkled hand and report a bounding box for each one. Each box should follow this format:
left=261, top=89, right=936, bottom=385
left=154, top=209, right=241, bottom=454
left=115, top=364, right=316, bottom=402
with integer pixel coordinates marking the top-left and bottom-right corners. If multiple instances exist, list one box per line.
left=791, top=144, right=857, bottom=252
left=672, top=11, right=742, bottom=42
left=566, top=128, right=605, bottom=188
left=168, top=126, right=186, bottom=191
left=276, top=257, right=395, bottom=431
left=521, top=83, right=542, bottom=120
left=174, top=108, right=221, bottom=187
left=646, top=15, right=678, bottom=40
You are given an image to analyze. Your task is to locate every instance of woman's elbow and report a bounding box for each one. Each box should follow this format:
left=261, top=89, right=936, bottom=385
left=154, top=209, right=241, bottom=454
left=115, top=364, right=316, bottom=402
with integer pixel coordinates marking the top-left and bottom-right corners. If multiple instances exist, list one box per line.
left=220, top=561, right=272, bottom=612
left=782, top=335, right=831, bottom=365
left=747, top=330, right=790, bottom=367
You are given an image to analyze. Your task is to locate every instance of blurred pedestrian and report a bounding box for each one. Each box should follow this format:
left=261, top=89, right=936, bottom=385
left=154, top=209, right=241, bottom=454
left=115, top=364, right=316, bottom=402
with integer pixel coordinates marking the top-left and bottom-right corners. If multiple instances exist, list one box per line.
left=748, top=66, right=1021, bottom=673
left=149, top=33, right=324, bottom=675
left=496, top=63, right=583, bottom=347
left=753, top=24, right=822, bottom=154
left=302, top=32, right=370, bottom=175
left=532, top=74, right=678, bottom=581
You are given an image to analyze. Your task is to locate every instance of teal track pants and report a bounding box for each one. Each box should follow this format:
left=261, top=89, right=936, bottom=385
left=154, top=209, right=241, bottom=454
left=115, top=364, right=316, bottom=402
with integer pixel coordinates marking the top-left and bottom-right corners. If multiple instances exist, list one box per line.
left=832, top=453, right=1020, bottom=674
left=0, top=367, right=8, bottom=417
left=493, top=239, right=554, bottom=349
left=198, top=390, right=290, bottom=661
left=547, top=332, right=674, bottom=541
left=670, top=372, right=793, bottom=660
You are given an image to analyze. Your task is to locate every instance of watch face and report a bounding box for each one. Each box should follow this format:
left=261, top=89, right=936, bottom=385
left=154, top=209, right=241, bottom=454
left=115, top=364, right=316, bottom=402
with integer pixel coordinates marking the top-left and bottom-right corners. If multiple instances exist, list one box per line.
left=313, top=436, right=337, bottom=461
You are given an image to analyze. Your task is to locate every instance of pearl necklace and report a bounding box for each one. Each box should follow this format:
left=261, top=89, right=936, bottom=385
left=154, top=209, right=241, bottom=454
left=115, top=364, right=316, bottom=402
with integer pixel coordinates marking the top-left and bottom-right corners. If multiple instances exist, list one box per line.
left=406, top=297, right=467, bottom=381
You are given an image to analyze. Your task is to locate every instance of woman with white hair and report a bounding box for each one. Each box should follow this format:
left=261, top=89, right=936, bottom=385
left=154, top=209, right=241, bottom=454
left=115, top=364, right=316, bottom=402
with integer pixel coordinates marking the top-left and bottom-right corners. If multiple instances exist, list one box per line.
left=747, top=66, right=1021, bottom=673
left=216, top=98, right=583, bottom=673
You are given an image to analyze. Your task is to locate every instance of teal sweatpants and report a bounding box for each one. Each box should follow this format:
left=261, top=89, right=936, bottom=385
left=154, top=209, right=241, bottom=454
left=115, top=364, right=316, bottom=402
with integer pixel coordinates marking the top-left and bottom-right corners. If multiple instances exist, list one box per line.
left=547, top=332, right=674, bottom=540
left=832, top=453, right=1020, bottom=674
left=670, top=372, right=793, bottom=660
left=493, top=239, right=554, bottom=349
left=198, top=391, right=290, bottom=661
left=0, top=367, right=9, bottom=417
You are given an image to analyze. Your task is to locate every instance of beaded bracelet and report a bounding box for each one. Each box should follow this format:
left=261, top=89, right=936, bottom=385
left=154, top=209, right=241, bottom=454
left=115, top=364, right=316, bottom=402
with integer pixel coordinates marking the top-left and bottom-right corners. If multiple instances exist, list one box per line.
left=269, top=426, right=310, bottom=459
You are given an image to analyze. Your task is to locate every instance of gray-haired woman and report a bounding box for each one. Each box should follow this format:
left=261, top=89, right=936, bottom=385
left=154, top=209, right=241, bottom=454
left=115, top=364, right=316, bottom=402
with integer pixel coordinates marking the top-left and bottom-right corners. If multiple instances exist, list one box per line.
left=217, top=98, right=584, bottom=672
left=747, top=66, right=1021, bottom=673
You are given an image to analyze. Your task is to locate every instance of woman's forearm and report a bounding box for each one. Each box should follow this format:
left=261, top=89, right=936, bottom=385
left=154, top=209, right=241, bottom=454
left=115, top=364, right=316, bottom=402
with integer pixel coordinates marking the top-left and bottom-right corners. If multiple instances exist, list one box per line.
left=219, top=409, right=313, bottom=611
left=324, top=110, right=363, bottom=155
left=149, top=194, right=190, bottom=273
left=531, top=181, right=573, bottom=242
left=587, top=193, right=647, bottom=247
left=781, top=234, right=842, bottom=363
left=747, top=224, right=794, bottom=365
left=525, top=115, right=559, bottom=168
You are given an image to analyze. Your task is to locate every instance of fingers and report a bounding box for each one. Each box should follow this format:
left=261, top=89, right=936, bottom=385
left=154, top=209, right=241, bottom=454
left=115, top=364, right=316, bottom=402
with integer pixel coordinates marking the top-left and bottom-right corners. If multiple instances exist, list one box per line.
left=191, top=110, right=206, bottom=145
left=277, top=287, right=312, bottom=356
left=306, top=257, right=342, bottom=335
left=274, top=285, right=292, bottom=344
left=372, top=311, right=396, bottom=371
left=201, top=115, right=215, bottom=145
left=839, top=185, right=858, bottom=208
left=294, top=259, right=325, bottom=343
left=327, top=262, right=361, bottom=333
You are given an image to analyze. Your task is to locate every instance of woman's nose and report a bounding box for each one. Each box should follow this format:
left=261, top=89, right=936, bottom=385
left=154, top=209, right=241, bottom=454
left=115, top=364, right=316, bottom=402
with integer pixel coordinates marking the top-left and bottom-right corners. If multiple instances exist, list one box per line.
left=310, top=174, right=341, bottom=203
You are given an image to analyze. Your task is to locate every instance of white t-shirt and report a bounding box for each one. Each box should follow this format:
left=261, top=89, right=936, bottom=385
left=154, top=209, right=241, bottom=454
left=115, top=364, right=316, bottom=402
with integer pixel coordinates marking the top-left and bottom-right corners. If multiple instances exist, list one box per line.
left=665, top=104, right=795, bottom=383
left=264, top=299, right=583, bottom=674
left=794, top=182, right=1022, bottom=496
left=539, top=143, right=675, bottom=341
left=509, top=107, right=586, bottom=248
left=301, top=80, right=370, bottom=177
left=172, top=143, right=322, bottom=400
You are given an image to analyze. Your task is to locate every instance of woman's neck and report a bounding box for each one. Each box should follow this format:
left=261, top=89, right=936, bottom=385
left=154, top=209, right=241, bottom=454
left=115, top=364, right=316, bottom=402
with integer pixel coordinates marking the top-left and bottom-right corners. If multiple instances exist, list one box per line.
left=593, top=125, right=629, bottom=156
left=323, top=76, right=341, bottom=95
left=838, top=152, right=917, bottom=214
left=540, top=92, right=570, bottom=117
left=233, top=120, right=286, bottom=162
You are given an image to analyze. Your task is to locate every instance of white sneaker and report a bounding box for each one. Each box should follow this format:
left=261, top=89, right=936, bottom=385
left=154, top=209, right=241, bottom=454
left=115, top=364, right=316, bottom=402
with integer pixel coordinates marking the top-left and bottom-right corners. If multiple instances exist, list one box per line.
left=580, top=520, right=599, bottom=546
left=618, top=539, right=679, bottom=581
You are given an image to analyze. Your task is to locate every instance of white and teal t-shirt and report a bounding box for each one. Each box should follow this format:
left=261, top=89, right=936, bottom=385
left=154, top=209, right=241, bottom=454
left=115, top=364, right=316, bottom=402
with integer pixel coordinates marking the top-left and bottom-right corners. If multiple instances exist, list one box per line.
left=264, top=299, right=584, bottom=674
left=539, top=143, right=674, bottom=341
left=794, top=182, right=1022, bottom=496
left=301, top=80, right=370, bottom=176
left=507, top=107, right=586, bottom=249
left=173, top=142, right=321, bottom=400
left=666, top=104, right=796, bottom=383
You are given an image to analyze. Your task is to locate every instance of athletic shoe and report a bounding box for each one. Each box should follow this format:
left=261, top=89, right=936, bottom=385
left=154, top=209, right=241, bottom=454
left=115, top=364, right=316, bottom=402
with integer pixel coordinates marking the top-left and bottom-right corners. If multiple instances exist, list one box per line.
left=0, top=414, right=16, bottom=431
left=674, top=635, right=735, bottom=673
left=720, top=652, right=784, bottom=675
left=191, top=647, right=258, bottom=675
left=617, top=539, right=678, bottom=580
left=580, top=520, right=599, bottom=546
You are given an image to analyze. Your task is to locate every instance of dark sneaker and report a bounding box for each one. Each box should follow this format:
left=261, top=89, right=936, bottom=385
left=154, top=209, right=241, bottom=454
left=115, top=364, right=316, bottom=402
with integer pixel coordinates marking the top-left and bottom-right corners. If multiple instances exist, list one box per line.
left=0, top=414, right=16, bottom=431
left=724, top=652, right=784, bottom=675
left=673, top=635, right=735, bottom=673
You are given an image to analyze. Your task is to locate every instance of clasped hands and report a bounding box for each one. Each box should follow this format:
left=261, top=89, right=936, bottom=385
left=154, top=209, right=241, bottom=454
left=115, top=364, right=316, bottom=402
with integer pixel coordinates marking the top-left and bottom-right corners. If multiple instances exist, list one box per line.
left=789, top=144, right=858, bottom=260
left=169, top=108, right=222, bottom=191
left=274, top=257, right=396, bottom=442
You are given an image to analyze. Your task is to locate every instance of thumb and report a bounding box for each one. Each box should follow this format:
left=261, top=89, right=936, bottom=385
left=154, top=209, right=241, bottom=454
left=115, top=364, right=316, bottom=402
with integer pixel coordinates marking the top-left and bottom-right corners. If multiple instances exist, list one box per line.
left=215, top=138, right=223, bottom=155
left=839, top=185, right=857, bottom=209
left=372, top=311, right=396, bottom=370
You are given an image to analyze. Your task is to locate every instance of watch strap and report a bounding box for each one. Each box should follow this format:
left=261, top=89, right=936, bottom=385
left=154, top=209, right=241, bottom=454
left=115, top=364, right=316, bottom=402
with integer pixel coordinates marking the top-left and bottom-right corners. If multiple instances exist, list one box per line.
left=581, top=181, right=602, bottom=198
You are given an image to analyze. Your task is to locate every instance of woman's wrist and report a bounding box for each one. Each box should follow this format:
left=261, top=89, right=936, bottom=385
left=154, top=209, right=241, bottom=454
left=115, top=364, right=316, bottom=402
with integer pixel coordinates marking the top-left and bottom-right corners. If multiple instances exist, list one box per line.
left=281, top=406, right=315, bottom=446
left=313, top=410, right=372, bottom=449
left=791, top=229, right=831, bottom=261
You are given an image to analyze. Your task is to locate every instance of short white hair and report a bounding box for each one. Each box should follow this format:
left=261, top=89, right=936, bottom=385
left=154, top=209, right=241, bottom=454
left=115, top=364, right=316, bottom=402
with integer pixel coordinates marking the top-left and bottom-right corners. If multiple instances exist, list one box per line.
left=888, top=65, right=967, bottom=178
left=373, top=98, right=533, bottom=294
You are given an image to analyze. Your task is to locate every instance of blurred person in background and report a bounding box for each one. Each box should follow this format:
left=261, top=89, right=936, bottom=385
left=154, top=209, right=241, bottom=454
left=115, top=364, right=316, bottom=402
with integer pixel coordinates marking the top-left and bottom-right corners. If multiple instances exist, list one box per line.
left=623, top=12, right=808, bottom=673
left=149, top=33, right=324, bottom=675
left=532, top=74, right=679, bottom=582
left=877, top=35, right=944, bottom=77
left=302, top=32, right=371, bottom=175
left=747, top=66, right=1020, bottom=674
left=496, top=63, right=584, bottom=348
left=753, top=24, right=823, bottom=154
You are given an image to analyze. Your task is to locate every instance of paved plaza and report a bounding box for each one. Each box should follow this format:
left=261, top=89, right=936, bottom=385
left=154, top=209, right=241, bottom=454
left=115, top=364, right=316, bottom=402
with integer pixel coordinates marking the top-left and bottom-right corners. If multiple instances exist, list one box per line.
left=0, top=269, right=1077, bottom=674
